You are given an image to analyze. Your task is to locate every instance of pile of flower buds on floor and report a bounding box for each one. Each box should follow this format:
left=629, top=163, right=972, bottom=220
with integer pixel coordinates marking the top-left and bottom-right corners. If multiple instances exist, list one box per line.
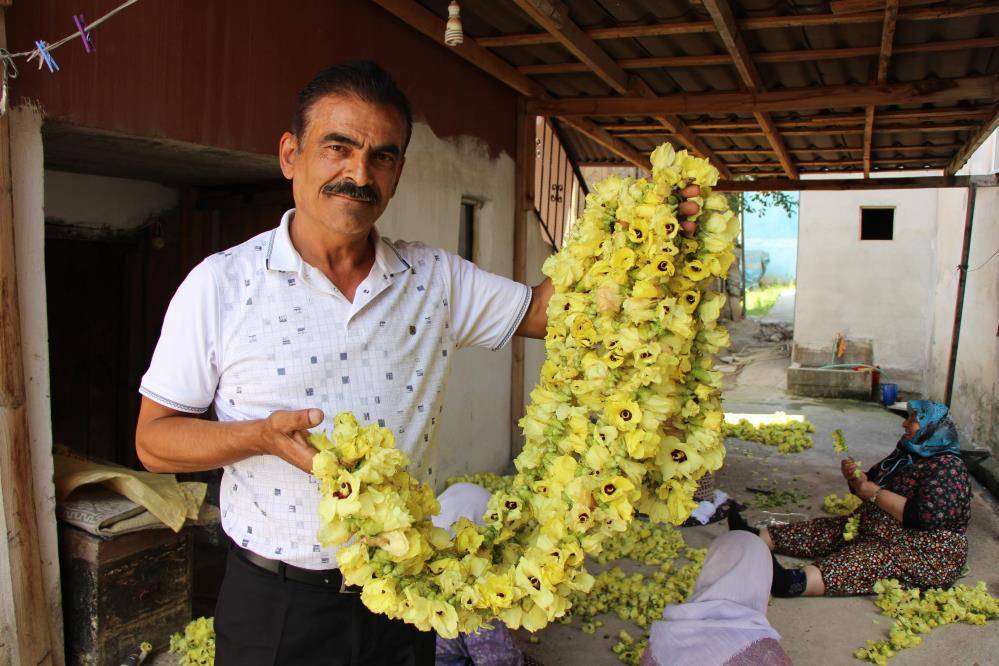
left=722, top=419, right=815, bottom=454
left=169, top=617, right=215, bottom=666
left=855, top=579, right=999, bottom=664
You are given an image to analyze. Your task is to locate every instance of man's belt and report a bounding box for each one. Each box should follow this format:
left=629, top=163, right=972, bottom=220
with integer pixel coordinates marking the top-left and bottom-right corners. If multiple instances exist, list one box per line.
left=236, top=546, right=361, bottom=593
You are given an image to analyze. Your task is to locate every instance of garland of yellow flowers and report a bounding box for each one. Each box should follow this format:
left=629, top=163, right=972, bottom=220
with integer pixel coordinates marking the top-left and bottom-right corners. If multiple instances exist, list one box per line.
left=309, top=145, right=739, bottom=638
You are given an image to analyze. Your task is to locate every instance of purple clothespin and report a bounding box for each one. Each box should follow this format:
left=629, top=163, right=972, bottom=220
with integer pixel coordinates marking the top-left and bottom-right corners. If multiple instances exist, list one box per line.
left=73, top=14, right=96, bottom=53
left=34, top=41, right=59, bottom=72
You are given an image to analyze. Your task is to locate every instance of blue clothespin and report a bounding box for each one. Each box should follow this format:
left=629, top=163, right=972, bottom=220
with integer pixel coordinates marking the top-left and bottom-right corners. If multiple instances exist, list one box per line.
left=73, top=14, right=96, bottom=53
left=34, top=41, right=59, bottom=72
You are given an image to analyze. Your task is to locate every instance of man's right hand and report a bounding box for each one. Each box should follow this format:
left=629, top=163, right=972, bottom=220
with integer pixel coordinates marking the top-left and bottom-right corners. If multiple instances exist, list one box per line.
left=260, top=408, right=325, bottom=474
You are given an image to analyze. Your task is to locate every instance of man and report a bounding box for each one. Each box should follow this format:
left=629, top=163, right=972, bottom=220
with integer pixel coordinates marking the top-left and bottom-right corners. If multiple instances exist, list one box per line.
left=135, top=61, right=551, bottom=664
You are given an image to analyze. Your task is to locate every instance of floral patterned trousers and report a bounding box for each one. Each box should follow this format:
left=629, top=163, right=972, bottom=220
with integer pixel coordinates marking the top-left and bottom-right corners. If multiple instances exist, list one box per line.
left=768, top=503, right=967, bottom=596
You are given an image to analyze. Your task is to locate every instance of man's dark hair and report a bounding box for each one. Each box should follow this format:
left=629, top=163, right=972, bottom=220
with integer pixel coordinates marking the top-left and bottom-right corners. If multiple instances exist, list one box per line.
left=292, top=60, right=413, bottom=152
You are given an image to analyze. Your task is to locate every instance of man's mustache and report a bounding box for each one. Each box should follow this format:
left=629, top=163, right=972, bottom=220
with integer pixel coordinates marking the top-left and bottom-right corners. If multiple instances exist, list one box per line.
left=322, top=180, right=380, bottom=203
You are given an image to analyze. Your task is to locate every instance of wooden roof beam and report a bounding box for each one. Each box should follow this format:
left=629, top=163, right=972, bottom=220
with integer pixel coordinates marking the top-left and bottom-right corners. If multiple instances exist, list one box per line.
left=510, top=0, right=726, bottom=176
left=526, top=76, right=999, bottom=116
left=511, top=0, right=629, bottom=94
left=629, top=79, right=731, bottom=178
left=516, top=37, right=999, bottom=76
left=947, top=104, right=999, bottom=175
left=477, top=4, right=999, bottom=48
left=600, top=108, right=994, bottom=132
left=712, top=175, right=999, bottom=191
left=714, top=144, right=962, bottom=156
left=864, top=0, right=899, bottom=177
left=372, top=0, right=649, bottom=171
left=702, top=0, right=797, bottom=179
left=611, top=123, right=980, bottom=137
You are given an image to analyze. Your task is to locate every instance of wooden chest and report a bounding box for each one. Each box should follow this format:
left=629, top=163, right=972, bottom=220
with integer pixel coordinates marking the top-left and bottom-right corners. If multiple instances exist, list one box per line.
left=59, top=525, right=193, bottom=666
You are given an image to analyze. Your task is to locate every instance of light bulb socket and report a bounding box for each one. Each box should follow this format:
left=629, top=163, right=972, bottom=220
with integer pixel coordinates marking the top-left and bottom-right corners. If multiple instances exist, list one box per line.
left=444, top=1, right=464, bottom=46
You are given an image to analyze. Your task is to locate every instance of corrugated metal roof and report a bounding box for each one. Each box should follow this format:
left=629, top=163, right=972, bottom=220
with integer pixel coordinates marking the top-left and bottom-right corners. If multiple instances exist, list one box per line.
left=416, top=0, right=999, bottom=178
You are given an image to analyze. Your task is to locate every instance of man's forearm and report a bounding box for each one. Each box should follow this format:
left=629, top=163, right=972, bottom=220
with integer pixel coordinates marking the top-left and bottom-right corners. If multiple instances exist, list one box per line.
left=136, top=414, right=265, bottom=473
left=515, top=277, right=553, bottom=339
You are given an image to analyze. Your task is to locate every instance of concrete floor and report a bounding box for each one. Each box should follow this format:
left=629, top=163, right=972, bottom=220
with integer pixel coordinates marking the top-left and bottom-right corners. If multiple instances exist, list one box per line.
left=515, top=353, right=999, bottom=666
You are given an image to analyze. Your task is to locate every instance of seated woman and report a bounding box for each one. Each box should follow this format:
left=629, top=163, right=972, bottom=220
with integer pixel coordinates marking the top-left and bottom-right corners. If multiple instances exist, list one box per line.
left=729, top=400, right=971, bottom=598
left=641, top=531, right=791, bottom=666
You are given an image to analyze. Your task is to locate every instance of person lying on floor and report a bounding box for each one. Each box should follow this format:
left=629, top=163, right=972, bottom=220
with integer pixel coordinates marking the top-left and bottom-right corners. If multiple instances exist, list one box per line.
left=641, top=531, right=792, bottom=666
left=432, top=483, right=540, bottom=666
left=728, top=399, right=971, bottom=598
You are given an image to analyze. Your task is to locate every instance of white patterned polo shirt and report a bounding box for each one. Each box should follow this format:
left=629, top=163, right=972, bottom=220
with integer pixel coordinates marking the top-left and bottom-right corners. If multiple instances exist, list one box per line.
left=140, top=209, right=531, bottom=569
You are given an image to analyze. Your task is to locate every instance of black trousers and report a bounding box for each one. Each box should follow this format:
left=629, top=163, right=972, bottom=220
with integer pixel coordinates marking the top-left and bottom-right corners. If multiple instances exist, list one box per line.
left=215, top=547, right=436, bottom=665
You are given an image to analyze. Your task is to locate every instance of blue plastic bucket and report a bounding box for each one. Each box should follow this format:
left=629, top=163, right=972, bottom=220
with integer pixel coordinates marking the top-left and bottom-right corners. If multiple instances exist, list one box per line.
left=881, top=383, right=898, bottom=406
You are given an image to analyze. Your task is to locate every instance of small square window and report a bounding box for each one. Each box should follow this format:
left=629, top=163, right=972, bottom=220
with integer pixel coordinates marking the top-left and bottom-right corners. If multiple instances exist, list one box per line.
left=860, top=208, right=894, bottom=240
left=458, top=201, right=476, bottom=261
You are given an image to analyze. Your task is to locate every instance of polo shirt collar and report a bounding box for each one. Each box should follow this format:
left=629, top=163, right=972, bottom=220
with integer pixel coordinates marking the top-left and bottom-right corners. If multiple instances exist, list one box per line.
left=266, top=209, right=410, bottom=276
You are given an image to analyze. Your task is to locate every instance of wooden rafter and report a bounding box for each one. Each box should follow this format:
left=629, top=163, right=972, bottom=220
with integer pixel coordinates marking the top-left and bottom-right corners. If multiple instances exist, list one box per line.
left=864, top=0, right=900, bottom=177
left=629, top=79, right=732, bottom=179
left=947, top=104, right=999, bottom=175
left=526, top=76, right=999, bottom=116
left=712, top=144, right=963, bottom=156
left=600, top=108, right=995, bottom=132
left=510, top=0, right=730, bottom=177
left=713, top=175, right=999, bottom=191
left=701, top=0, right=797, bottom=178
left=610, top=123, right=982, bottom=138
left=476, top=4, right=999, bottom=48
left=371, top=0, right=649, bottom=170
left=512, top=0, right=629, bottom=94
left=516, top=36, right=999, bottom=76
left=830, top=0, right=932, bottom=14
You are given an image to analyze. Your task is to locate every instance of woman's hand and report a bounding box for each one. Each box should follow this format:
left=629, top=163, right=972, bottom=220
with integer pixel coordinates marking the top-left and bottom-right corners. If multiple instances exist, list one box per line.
left=841, top=457, right=867, bottom=491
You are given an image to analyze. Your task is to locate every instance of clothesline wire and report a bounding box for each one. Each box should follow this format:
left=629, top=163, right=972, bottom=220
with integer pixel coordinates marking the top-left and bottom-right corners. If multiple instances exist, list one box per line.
left=4, top=0, right=142, bottom=59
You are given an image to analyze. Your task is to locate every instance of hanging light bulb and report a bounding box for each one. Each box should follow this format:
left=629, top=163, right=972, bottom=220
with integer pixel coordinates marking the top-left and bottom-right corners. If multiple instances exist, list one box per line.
left=444, top=1, right=464, bottom=46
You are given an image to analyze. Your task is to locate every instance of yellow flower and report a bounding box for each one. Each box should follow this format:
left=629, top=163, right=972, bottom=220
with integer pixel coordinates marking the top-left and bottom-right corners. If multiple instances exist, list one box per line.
left=628, top=218, right=651, bottom=245
left=679, top=290, right=701, bottom=312
left=638, top=254, right=676, bottom=281
left=542, top=252, right=584, bottom=289
left=624, top=430, right=659, bottom=460
left=698, top=291, right=725, bottom=326
left=428, top=599, right=460, bottom=638
left=332, top=412, right=360, bottom=443
left=584, top=443, right=613, bottom=471
left=479, top=571, right=516, bottom=610
left=610, top=247, right=637, bottom=271
left=361, top=577, right=399, bottom=615
left=656, top=438, right=706, bottom=479
left=598, top=475, right=636, bottom=503
left=568, top=503, right=596, bottom=533
left=570, top=317, right=598, bottom=347
left=454, top=517, right=485, bottom=553
left=682, top=260, right=709, bottom=281
left=605, top=400, right=643, bottom=432
left=651, top=143, right=677, bottom=171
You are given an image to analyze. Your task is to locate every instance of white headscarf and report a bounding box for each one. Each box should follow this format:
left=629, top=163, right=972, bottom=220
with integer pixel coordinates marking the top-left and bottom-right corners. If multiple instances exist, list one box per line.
left=432, top=482, right=491, bottom=533
left=646, top=531, right=781, bottom=666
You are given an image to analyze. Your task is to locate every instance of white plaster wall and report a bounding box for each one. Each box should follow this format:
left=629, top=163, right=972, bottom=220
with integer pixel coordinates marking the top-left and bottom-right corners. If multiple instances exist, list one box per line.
left=377, top=123, right=517, bottom=488
left=9, top=106, right=65, bottom=665
left=927, top=130, right=999, bottom=452
left=948, top=187, right=999, bottom=452
left=43, top=169, right=178, bottom=229
left=795, top=176, right=940, bottom=393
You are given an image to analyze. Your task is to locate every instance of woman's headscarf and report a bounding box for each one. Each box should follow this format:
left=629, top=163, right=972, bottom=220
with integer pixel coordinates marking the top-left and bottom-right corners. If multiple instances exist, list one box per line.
left=432, top=482, right=491, bottom=533
left=644, top=531, right=781, bottom=666
left=871, top=399, right=961, bottom=484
